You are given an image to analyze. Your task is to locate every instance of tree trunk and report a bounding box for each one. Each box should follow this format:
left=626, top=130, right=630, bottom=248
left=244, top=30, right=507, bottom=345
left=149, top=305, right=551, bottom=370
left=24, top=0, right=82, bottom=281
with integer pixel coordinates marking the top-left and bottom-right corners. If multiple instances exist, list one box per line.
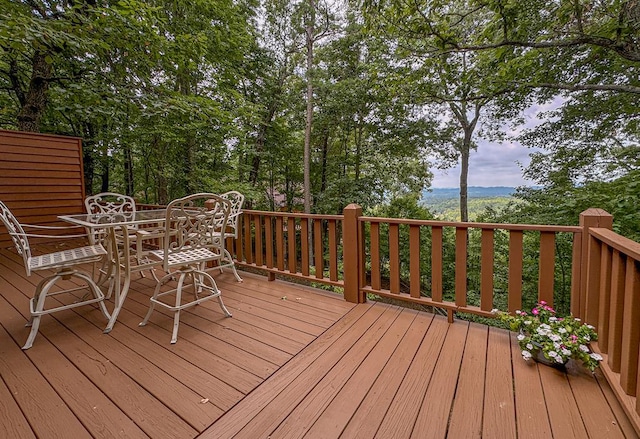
left=303, top=0, right=315, bottom=214
left=459, top=144, right=470, bottom=222
left=16, top=51, right=51, bottom=132
left=124, top=143, right=134, bottom=196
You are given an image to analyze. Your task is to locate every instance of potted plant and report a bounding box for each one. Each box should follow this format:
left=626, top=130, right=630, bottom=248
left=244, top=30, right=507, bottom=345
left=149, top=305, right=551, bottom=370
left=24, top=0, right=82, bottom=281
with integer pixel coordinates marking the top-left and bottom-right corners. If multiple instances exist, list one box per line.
left=493, top=301, right=603, bottom=372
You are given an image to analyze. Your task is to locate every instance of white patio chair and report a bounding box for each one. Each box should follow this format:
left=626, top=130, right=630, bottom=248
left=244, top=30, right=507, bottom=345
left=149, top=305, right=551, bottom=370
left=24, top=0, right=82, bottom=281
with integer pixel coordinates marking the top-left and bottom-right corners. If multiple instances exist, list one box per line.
left=0, top=201, right=110, bottom=350
left=209, top=190, right=244, bottom=282
left=139, top=193, right=232, bottom=344
left=85, top=192, right=161, bottom=282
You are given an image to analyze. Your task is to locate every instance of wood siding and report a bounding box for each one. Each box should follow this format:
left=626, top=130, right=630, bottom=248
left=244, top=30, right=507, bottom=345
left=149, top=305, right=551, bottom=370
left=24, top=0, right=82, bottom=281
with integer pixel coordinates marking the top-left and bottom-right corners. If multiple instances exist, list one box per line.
left=0, top=129, right=85, bottom=247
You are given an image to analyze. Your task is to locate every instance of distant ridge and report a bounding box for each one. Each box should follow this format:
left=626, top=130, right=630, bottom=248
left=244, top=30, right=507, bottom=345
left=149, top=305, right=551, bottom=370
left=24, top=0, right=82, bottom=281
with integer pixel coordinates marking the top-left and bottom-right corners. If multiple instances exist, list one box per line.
left=423, top=186, right=515, bottom=199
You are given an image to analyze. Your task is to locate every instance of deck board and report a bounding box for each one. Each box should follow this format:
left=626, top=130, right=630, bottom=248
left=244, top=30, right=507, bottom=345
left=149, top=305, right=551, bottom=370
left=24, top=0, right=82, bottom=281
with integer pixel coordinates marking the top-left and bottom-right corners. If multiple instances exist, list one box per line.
left=447, top=322, right=487, bottom=439
left=0, top=244, right=637, bottom=439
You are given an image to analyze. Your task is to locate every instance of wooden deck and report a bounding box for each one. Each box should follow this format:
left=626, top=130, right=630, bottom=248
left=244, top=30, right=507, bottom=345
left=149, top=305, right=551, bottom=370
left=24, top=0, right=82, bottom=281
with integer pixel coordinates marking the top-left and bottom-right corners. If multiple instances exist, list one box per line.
left=0, top=245, right=637, bottom=439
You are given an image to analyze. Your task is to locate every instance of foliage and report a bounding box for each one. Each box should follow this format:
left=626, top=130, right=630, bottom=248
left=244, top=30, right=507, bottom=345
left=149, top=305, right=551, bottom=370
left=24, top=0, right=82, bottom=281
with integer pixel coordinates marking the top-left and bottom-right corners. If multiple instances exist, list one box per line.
left=494, top=301, right=603, bottom=372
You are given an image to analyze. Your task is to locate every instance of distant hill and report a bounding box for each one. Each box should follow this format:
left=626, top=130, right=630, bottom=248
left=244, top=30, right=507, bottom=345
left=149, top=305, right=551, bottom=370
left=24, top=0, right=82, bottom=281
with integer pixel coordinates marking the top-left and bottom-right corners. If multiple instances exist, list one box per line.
left=422, top=186, right=515, bottom=200
left=421, top=186, right=516, bottom=221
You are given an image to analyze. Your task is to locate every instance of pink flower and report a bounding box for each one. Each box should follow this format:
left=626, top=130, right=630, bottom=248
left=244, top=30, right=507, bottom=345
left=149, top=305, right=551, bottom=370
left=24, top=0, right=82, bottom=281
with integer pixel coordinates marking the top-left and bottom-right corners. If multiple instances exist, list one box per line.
left=540, top=301, right=547, bottom=305
left=532, top=308, right=539, bottom=315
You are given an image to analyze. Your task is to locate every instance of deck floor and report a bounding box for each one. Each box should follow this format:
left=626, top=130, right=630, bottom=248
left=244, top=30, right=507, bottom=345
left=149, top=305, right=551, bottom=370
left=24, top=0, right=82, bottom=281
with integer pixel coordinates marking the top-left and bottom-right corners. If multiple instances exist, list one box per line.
left=0, top=244, right=637, bottom=438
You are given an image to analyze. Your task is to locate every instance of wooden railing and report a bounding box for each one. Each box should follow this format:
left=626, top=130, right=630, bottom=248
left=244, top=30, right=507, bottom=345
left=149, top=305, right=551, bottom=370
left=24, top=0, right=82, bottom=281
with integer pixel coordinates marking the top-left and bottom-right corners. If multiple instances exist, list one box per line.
left=233, top=209, right=347, bottom=288
left=584, top=220, right=640, bottom=431
left=232, top=205, right=587, bottom=320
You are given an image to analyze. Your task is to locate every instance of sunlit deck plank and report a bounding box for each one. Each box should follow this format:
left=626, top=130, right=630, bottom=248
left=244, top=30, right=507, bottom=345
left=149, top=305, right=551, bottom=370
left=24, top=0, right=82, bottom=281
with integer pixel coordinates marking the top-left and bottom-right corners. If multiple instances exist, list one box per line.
left=447, top=322, right=488, bottom=439
left=303, top=308, right=419, bottom=439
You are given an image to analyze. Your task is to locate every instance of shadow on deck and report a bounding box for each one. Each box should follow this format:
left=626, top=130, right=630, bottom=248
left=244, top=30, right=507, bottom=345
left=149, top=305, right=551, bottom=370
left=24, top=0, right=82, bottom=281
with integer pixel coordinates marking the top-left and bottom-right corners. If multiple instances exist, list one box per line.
left=0, top=245, right=636, bottom=438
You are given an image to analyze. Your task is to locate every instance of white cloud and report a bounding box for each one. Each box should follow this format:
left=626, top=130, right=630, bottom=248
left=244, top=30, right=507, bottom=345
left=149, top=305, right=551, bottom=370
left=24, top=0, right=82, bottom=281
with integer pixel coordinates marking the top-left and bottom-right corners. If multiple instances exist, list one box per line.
left=431, top=99, right=562, bottom=188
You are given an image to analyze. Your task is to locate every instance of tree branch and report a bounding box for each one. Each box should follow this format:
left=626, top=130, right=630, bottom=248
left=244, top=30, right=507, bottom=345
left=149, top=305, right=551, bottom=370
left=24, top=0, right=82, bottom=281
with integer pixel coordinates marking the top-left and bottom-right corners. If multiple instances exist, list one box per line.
left=524, top=82, right=640, bottom=95
left=452, top=36, right=640, bottom=63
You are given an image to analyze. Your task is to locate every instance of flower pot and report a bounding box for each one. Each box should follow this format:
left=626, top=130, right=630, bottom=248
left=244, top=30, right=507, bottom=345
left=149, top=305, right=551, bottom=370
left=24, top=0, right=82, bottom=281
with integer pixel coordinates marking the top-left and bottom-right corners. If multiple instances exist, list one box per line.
left=530, top=344, right=567, bottom=371
left=534, top=350, right=566, bottom=370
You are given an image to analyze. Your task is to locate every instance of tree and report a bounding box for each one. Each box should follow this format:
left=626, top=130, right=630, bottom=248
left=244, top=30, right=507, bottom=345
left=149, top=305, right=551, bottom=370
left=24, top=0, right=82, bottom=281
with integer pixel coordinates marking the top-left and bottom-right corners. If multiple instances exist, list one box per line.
left=359, top=0, right=522, bottom=221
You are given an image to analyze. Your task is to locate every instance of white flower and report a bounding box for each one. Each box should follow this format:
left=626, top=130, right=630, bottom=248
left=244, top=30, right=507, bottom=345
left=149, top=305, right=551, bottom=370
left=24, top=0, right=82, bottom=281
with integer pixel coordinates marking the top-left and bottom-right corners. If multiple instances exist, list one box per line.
left=548, top=351, right=558, bottom=358
left=587, top=325, right=595, bottom=330
left=558, top=328, right=567, bottom=334
left=515, top=310, right=522, bottom=315
left=584, top=335, right=591, bottom=342
left=574, top=318, right=581, bottom=322
left=549, top=317, right=558, bottom=322
left=522, top=350, right=532, bottom=360
left=562, top=348, right=571, bottom=356
left=524, top=320, right=532, bottom=326
left=590, top=353, right=603, bottom=361
left=550, top=334, right=562, bottom=342
left=517, top=334, right=525, bottom=341
left=579, top=344, right=589, bottom=352
left=526, top=343, right=533, bottom=350
left=553, top=342, right=561, bottom=349
left=491, top=308, right=499, bottom=314
left=555, top=356, right=564, bottom=363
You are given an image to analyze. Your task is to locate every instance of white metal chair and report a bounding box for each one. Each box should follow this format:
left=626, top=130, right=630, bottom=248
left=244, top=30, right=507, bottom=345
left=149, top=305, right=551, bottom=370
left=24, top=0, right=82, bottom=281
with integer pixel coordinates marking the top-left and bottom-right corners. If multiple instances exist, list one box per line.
left=139, top=193, right=232, bottom=344
left=85, top=192, right=161, bottom=283
left=219, top=191, right=244, bottom=240
left=0, top=201, right=110, bottom=350
left=210, top=191, right=244, bottom=282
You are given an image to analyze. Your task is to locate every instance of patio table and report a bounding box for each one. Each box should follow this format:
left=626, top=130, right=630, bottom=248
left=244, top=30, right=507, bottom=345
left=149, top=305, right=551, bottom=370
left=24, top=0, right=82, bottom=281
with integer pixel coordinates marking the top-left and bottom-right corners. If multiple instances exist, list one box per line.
left=59, top=209, right=167, bottom=333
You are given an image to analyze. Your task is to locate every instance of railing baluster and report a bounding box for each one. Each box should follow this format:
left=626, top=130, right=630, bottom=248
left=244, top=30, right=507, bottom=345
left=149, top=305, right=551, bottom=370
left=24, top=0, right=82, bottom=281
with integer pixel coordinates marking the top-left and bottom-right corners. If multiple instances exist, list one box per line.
left=235, top=215, right=244, bottom=262
left=301, top=218, right=309, bottom=276
left=287, top=217, right=296, bottom=273
left=607, top=250, right=625, bottom=371
left=314, top=219, right=323, bottom=279
left=254, top=214, right=263, bottom=267
left=481, top=229, right=495, bottom=311
left=389, top=223, right=400, bottom=294
left=329, top=220, right=338, bottom=281
left=538, top=231, right=555, bottom=305
left=597, top=245, right=613, bottom=352
left=370, top=222, right=381, bottom=291
left=431, top=226, right=443, bottom=302
left=265, top=216, right=273, bottom=269
left=508, top=230, right=523, bottom=313
left=455, top=227, right=467, bottom=308
left=275, top=216, right=284, bottom=271
left=244, top=213, right=253, bottom=265
left=410, top=224, right=420, bottom=298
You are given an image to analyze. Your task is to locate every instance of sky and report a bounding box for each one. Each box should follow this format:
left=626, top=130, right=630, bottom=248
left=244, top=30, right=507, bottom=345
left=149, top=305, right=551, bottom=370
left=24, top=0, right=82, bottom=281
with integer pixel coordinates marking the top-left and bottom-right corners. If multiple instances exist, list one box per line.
left=430, top=140, right=535, bottom=188
left=430, top=98, right=563, bottom=188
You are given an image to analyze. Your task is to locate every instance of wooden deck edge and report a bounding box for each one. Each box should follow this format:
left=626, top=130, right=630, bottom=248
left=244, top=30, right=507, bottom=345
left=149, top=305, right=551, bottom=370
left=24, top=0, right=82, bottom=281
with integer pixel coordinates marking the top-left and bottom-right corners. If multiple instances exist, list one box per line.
left=595, top=348, right=640, bottom=436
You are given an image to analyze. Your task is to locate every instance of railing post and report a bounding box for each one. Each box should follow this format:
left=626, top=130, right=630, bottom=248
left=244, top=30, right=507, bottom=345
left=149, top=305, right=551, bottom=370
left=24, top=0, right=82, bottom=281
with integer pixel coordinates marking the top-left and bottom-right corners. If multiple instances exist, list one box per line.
left=578, top=208, right=613, bottom=323
left=343, top=204, right=365, bottom=303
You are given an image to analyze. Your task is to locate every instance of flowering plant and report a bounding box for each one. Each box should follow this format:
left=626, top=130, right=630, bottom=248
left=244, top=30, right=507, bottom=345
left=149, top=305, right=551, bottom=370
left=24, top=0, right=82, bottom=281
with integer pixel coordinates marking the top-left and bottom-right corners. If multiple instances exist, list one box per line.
left=493, top=301, right=603, bottom=372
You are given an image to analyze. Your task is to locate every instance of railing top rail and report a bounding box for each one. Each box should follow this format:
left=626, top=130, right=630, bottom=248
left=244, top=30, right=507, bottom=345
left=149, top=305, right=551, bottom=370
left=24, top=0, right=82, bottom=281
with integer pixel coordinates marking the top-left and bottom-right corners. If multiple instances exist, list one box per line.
left=359, top=216, right=582, bottom=233
left=589, top=227, right=640, bottom=261
left=242, top=209, right=344, bottom=220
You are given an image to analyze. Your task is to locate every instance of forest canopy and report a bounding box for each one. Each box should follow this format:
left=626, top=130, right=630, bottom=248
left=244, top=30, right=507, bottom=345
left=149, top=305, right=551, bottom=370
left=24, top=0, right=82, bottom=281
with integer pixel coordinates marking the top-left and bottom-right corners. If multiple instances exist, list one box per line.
left=0, top=0, right=638, bottom=237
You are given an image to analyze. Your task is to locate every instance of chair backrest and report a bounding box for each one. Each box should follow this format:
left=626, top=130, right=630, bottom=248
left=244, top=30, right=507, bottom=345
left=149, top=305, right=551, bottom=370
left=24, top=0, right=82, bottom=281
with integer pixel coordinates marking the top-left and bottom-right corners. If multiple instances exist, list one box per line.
left=219, top=191, right=244, bottom=239
left=85, top=192, right=136, bottom=214
left=163, top=193, right=231, bottom=269
left=0, top=201, right=32, bottom=274
left=84, top=192, right=137, bottom=244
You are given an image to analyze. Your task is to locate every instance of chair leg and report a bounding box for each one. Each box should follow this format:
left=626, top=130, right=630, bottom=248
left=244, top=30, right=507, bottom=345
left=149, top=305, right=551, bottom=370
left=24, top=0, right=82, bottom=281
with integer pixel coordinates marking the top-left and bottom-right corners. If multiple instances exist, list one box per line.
left=198, top=270, right=232, bottom=317
left=170, top=272, right=187, bottom=344
left=139, top=272, right=173, bottom=327
left=22, top=276, right=58, bottom=350
left=223, top=249, right=243, bottom=282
